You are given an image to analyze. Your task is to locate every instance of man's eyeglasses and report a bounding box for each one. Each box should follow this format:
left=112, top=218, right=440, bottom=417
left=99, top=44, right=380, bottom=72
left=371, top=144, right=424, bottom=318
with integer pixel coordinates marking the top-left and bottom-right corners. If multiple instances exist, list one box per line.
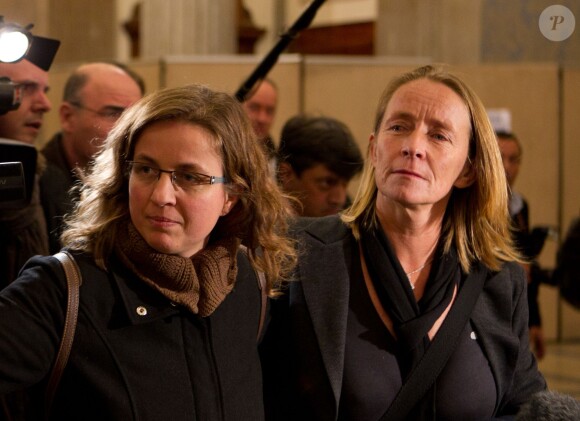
left=13, top=81, right=48, bottom=98
left=69, top=101, right=125, bottom=120
left=126, top=161, right=229, bottom=192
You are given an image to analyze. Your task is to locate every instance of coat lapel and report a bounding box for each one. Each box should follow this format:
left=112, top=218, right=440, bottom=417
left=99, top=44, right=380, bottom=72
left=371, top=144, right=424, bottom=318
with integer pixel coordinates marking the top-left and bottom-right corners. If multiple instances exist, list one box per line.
left=298, top=221, right=352, bottom=407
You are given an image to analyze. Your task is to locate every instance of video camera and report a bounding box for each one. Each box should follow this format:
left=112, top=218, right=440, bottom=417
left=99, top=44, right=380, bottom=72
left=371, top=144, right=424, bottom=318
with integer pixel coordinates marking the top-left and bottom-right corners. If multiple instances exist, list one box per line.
left=0, top=138, right=36, bottom=208
left=0, top=16, right=59, bottom=209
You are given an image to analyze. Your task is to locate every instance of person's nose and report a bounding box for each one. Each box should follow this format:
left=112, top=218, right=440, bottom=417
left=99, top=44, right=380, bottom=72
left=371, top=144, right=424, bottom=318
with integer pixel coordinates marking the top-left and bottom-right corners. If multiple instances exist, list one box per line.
left=32, top=90, right=52, bottom=113
left=257, top=108, right=271, bottom=124
left=401, top=130, right=425, bottom=158
left=328, top=183, right=348, bottom=207
left=149, top=172, right=177, bottom=206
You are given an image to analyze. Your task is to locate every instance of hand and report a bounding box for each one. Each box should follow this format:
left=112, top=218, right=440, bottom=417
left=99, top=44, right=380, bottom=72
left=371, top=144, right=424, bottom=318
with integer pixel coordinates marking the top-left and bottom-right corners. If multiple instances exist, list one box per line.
left=529, top=325, right=546, bottom=360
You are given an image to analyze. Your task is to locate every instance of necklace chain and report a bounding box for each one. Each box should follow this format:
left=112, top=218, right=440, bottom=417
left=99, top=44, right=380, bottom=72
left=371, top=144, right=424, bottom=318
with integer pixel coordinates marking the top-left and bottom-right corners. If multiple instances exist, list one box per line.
left=405, top=257, right=434, bottom=290
left=402, top=239, right=438, bottom=290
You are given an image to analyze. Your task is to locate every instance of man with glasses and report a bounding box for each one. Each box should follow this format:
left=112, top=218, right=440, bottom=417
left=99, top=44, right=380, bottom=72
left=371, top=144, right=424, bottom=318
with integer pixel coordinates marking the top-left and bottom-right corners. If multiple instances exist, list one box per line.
left=0, top=58, right=53, bottom=290
left=0, top=59, right=52, bottom=144
left=40, top=62, right=144, bottom=253
left=0, top=55, right=56, bottom=421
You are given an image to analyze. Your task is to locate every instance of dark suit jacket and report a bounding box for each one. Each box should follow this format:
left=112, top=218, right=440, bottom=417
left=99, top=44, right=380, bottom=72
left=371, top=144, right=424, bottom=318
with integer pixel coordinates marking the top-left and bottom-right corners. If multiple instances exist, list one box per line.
left=40, top=132, right=79, bottom=254
left=262, top=215, right=546, bottom=420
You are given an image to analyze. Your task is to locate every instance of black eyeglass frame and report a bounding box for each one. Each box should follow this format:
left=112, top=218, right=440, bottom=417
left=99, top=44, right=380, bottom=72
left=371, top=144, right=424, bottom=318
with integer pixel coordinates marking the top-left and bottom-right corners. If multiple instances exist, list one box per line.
left=125, top=160, right=229, bottom=189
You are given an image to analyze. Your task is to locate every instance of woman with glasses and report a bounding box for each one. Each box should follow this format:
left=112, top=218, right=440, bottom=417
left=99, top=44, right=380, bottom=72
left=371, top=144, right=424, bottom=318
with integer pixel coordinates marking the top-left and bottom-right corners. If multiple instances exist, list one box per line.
left=0, top=84, right=296, bottom=420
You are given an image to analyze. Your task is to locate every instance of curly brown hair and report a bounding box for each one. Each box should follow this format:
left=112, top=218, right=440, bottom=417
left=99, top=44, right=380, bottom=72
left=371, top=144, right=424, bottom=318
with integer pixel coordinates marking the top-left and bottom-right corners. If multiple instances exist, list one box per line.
left=62, top=83, right=296, bottom=293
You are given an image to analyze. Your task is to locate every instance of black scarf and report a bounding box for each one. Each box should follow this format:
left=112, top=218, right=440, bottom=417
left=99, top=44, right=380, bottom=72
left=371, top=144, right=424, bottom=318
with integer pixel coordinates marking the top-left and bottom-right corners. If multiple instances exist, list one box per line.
left=360, top=224, right=461, bottom=418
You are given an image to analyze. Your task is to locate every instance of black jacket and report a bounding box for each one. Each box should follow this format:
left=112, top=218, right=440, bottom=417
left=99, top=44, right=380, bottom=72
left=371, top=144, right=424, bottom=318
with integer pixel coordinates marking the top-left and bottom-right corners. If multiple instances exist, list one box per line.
left=262, top=215, right=546, bottom=420
left=0, top=250, right=266, bottom=420
left=39, top=132, right=79, bottom=255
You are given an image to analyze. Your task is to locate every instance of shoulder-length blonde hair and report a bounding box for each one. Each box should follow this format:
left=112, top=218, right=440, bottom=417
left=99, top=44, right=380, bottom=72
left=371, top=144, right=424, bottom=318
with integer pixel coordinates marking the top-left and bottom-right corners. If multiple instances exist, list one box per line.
left=341, top=65, right=519, bottom=272
left=62, top=83, right=296, bottom=293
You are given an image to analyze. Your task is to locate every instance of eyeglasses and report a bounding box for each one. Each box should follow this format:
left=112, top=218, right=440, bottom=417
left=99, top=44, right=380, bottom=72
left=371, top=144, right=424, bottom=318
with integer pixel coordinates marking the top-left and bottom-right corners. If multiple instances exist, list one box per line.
left=69, top=101, right=125, bottom=120
left=126, top=161, right=229, bottom=192
left=12, top=81, right=48, bottom=97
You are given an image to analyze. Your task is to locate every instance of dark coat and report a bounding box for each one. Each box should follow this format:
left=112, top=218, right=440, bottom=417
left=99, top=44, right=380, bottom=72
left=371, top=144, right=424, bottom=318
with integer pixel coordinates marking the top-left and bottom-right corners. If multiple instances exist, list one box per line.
left=39, top=132, right=79, bottom=255
left=509, top=193, right=543, bottom=327
left=554, top=217, right=580, bottom=308
left=0, top=170, right=49, bottom=288
left=0, top=250, right=266, bottom=421
left=262, top=215, right=546, bottom=420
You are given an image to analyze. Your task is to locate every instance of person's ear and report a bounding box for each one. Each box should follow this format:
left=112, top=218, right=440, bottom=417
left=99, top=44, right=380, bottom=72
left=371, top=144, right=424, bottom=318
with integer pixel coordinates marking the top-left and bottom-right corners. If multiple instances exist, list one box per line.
left=277, top=162, right=296, bottom=186
left=369, top=133, right=377, bottom=166
left=221, top=194, right=238, bottom=216
left=59, top=102, right=75, bottom=132
left=454, top=158, right=476, bottom=189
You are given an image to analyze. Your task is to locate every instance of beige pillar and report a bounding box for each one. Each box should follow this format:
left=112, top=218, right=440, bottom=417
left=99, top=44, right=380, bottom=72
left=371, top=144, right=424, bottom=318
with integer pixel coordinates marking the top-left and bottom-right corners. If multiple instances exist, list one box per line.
left=141, top=0, right=236, bottom=58
left=375, top=0, right=483, bottom=64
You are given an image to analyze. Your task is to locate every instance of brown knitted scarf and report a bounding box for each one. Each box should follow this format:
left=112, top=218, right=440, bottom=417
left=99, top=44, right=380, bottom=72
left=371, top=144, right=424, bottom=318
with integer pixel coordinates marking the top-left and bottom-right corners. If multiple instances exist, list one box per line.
left=115, top=223, right=240, bottom=316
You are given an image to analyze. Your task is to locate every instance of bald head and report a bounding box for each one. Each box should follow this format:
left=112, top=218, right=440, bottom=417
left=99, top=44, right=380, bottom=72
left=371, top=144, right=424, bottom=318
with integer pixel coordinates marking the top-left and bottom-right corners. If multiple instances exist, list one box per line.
left=59, top=62, right=143, bottom=169
left=63, top=62, right=144, bottom=102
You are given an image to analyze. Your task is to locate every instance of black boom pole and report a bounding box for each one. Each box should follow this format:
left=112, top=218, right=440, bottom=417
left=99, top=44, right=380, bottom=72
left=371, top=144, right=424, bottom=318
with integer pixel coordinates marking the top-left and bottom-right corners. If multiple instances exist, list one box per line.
left=235, top=0, right=326, bottom=102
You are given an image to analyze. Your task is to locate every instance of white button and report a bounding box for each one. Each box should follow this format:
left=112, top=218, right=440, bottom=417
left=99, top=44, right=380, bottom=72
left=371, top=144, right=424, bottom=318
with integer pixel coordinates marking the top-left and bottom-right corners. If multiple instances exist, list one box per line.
left=470, top=331, right=477, bottom=340
left=136, top=306, right=148, bottom=316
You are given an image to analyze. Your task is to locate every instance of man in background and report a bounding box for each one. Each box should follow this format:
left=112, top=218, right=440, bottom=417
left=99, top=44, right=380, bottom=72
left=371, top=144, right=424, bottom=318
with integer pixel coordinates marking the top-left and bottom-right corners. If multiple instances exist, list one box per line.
left=40, top=62, right=144, bottom=253
left=497, top=131, right=546, bottom=360
left=0, top=58, right=53, bottom=286
left=277, top=114, right=363, bottom=217
left=242, top=78, right=278, bottom=169
left=0, top=35, right=59, bottom=420
left=0, top=60, right=52, bottom=145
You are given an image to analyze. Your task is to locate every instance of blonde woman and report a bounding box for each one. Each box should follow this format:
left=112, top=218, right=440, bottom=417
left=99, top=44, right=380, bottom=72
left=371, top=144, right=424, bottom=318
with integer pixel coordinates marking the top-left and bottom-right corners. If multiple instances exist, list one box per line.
left=0, top=84, right=296, bottom=420
left=263, top=65, right=545, bottom=420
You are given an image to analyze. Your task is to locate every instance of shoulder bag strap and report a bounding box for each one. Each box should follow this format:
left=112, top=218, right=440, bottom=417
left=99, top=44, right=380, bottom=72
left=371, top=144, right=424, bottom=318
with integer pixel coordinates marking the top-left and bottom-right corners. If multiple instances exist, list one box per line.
left=380, top=265, right=486, bottom=421
left=45, top=251, right=82, bottom=418
left=238, top=245, right=268, bottom=341
left=255, top=268, right=267, bottom=341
